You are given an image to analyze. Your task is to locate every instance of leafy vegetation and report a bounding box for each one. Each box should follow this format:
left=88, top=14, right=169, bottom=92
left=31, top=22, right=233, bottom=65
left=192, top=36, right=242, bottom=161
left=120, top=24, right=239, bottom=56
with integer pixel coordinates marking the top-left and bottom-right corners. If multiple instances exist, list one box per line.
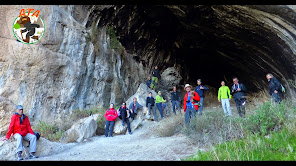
left=33, top=121, right=64, bottom=142
left=183, top=99, right=296, bottom=161
left=106, top=26, right=124, bottom=52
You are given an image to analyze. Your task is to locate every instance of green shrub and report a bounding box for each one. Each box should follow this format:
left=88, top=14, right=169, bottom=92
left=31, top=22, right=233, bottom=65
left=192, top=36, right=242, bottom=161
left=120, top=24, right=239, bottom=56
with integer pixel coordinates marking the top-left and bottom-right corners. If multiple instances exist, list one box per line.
left=245, top=101, right=287, bottom=136
left=182, top=110, right=246, bottom=147
left=106, top=26, right=124, bottom=52
left=33, top=121, right=64, bottom=142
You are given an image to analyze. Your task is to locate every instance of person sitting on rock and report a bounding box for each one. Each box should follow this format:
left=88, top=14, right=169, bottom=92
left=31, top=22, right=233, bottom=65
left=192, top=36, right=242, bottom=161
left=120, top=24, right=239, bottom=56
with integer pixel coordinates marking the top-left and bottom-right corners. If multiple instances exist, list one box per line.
left=104, top=103, right=118, bottom=137
left=0, top=105, right=38, bottom=160
left=118, top=102, right=132, bottom=135
left=150, top=66, right=160, bottom=90
left=128, top=97, right=143, bottom=121
left=155, top=91, right=166, bottom=119
left=146, top=92, right=158, bottom=122
left=146, top=76, right=152, bottom=89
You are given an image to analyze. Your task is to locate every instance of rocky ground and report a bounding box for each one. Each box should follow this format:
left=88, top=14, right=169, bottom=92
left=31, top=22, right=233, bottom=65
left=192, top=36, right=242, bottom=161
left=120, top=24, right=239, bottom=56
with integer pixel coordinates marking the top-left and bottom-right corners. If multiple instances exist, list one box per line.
left=31, top=118, right=199, bottom=161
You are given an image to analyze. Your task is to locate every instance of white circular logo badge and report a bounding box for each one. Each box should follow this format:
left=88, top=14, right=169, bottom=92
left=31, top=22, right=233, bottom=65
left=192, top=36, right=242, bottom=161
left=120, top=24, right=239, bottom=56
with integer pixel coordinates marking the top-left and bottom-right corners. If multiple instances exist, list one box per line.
left=13, top=13, right=45, bottom=44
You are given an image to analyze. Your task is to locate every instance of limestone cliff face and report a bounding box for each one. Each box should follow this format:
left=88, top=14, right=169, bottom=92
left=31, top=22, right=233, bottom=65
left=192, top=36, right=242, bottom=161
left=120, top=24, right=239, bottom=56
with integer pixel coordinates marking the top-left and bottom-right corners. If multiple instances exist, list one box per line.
left=0, top=5, right=146, bottom=130
left=1, top=5, right=296, bottom=134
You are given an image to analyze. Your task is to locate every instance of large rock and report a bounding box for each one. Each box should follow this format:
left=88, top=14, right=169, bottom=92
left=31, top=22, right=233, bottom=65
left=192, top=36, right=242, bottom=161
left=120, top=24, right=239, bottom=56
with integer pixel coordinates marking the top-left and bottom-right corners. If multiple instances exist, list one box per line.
left=0, top=5, right=147, bottom=132
left=0, top=137, right=74, bottom=160
left=60, top=116, right=97, bottom=143
left=0, top=96, right=16, bottom=135
left=159, top=67, right=182, bottom=91
left=113, top=83, right=162, bottom=134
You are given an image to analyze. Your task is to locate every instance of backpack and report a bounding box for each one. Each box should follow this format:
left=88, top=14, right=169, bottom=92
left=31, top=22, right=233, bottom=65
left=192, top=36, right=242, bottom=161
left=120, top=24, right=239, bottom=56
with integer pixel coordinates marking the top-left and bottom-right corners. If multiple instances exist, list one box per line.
left=281, top=84, right=286, bottom=93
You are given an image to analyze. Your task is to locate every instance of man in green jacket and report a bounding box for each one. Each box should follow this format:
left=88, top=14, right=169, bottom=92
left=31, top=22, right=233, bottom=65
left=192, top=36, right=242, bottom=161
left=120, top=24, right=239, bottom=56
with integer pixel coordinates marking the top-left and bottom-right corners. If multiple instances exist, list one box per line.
left=218, top=81, right=232, bottom=116
left=155, top=91, right=166, bottom=118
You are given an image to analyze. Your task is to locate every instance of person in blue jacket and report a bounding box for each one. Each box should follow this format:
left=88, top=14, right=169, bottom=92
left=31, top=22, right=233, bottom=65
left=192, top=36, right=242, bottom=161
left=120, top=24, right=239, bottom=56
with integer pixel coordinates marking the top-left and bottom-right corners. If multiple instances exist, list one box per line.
left=194, top=79, right=209, bottom=116
left=129, top=97, right=143, bottom=120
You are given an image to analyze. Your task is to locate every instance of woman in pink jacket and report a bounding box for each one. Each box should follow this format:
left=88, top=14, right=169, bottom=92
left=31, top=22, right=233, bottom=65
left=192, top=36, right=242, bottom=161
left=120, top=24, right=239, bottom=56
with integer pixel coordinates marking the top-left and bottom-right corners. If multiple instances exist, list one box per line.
left=104, top=103, right=118, bottom=137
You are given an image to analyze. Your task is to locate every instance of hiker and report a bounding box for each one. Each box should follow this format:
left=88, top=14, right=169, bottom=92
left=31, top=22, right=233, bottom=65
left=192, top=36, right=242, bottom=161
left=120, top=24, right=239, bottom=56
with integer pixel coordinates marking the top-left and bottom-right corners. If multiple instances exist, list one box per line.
left=266, top=73, right=282, bottom=103
left=150, top=66, right=160, bottom=90
left=0, top=105, right=38, bottom=160
left=118, top=102, right=132, bottom=134
left=171, top=86, right=181, bottom=115
left=184, top=84, right=200, bottom=125
left=104, top=103, right=118, bottom=137
left=146, top=76, right=152, bottom=88
left=231, top=77, right=247, bottom=118
left=218, top=81, right=232, bottom=116
left=146, top=92, right=158, bottom=122
left=194, top=79, right=209, bottom=116
left=155, top=91, right=166, bottom=119
left=128, top=97, right=143, bottom=120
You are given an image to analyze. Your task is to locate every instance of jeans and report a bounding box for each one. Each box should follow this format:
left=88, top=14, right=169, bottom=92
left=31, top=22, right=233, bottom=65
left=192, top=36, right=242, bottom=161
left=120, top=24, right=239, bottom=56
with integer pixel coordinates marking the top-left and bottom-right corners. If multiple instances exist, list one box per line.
left=197, top=97, right=204, bottom=116
left=148, top=103, right=158, bottom=121
left=14, top=133, right=37, bottom=153
left=172, top=100, right=181, bottom=115
left=105, top=120, right=115, bottom=137
left=185, top=107, right=196, bottom=125
left=221, top=99, right=232, bottom=116
left=121, top=116, right=131, bottom=133
left=234, top=98, right=246, bottom=118
left=151, top=77, right=158, bottom=90
left=156, top=103, right=165, bottom=118
left=272, top=92, right=280, bottom=103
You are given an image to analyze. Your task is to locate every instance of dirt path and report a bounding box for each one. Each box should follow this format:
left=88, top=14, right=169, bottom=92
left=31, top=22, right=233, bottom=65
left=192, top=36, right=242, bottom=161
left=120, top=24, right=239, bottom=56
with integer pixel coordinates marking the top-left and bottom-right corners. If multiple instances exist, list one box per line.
left=32, top=120, right=200, bottom=161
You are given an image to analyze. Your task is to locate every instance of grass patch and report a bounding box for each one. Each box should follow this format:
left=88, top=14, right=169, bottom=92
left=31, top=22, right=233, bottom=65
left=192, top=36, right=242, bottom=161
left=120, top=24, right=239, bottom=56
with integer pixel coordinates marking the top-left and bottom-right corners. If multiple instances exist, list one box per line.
left=33, top=121, right=64, bottom=142
left=184, top=99, right=296, bottom=161
left=154, top=113, right=184, bottom=137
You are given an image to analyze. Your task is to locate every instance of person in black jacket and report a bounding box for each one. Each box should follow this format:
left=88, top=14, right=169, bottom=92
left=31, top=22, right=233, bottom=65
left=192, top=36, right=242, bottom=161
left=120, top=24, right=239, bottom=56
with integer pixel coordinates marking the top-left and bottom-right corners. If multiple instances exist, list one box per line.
left=266, top=73, right=282, bottom=103
left=151, top=66, right=160, bottom=90
left=118, top=103, right=132, bottom=134
left=231, top=77, right=247, bottom=118
left=146, top=92, right=158, bottom=122
left=171, top=86, right=181, bottom=115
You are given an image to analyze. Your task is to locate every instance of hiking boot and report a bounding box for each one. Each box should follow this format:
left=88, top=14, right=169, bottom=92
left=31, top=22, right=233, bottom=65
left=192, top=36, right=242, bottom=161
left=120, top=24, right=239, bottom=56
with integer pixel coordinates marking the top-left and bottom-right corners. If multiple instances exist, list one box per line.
left=29, top=152, right=38, bottom=159
left=129, top=132, right=132, bottom=135
left=16, top=152, right=23, bottom=161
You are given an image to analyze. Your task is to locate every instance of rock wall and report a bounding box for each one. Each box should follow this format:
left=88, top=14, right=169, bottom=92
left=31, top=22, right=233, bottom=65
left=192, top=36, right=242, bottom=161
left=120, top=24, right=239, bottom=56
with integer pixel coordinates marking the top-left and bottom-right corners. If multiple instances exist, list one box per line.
left=0, top=5, right=147, bottom=131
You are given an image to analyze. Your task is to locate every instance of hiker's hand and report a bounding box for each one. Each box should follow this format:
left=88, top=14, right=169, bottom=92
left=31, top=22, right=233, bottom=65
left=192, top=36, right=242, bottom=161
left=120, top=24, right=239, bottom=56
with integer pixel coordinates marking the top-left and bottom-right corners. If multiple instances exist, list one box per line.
left=200, top=86, right=204, bottom=89
left=237, top=88, right=241, bottom=91
left=274, top=90, right=278, bottom=93
left=229, top=98, right=231, bottom=101
left=218, top=100, right=221, bottom=103
left=1, top=138, right=8, bottom=141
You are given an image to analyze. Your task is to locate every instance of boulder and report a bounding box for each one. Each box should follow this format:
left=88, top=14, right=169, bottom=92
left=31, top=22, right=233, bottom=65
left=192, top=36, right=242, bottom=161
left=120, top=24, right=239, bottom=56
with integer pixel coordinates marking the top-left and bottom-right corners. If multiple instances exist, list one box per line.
left=0, top=97, right=16, bottom=135
left=159, top=67, right=182, bottom=91
left=0, top=137, right=73, bottom=160
left=60, top=116, right=97, bottom=143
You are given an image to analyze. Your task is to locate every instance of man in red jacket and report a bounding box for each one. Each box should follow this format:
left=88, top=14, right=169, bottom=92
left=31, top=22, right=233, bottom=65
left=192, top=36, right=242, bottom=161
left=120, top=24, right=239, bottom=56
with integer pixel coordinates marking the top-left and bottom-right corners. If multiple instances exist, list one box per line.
left=1, top=105, right=38, bottom=160
left=183, top=84, right=200, bottom=125
left=104, top=103, right=118, bottom=137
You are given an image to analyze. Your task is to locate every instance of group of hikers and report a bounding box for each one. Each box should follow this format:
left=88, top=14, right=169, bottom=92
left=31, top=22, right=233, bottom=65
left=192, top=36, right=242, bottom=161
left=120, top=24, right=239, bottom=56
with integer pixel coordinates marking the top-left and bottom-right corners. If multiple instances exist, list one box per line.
left=0, top=69, right=284, bottom=160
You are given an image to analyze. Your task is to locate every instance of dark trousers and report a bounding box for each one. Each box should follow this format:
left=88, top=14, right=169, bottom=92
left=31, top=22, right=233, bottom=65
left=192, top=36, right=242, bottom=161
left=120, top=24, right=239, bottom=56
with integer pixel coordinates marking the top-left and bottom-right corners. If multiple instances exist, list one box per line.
left=148, top=103, right=158, bottom=121
left=130, top=112, right=137, bottom=120
left=105, top=120, right=115, bottom=137
left=156, top=103, right=165, bottom=118
left=185, top=107, right=196, bottom=125
left=234, top=98, right=246, bottom=118
left=122, top=115, right=131, bottom=133
left=272, top=92, right=281, bottom=103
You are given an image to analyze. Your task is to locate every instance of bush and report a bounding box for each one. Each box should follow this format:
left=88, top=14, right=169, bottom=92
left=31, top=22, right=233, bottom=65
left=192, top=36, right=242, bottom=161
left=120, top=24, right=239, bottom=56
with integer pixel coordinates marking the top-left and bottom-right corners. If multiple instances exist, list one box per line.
left=33, top=121, right=64, bottom=142
left=245, top=101, right=288, bottom=136
left=182, top=110, right=246, bottom=147
left=106, top=26, right=124, bottom=52
left=154, top=113, right=184, bottom=137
